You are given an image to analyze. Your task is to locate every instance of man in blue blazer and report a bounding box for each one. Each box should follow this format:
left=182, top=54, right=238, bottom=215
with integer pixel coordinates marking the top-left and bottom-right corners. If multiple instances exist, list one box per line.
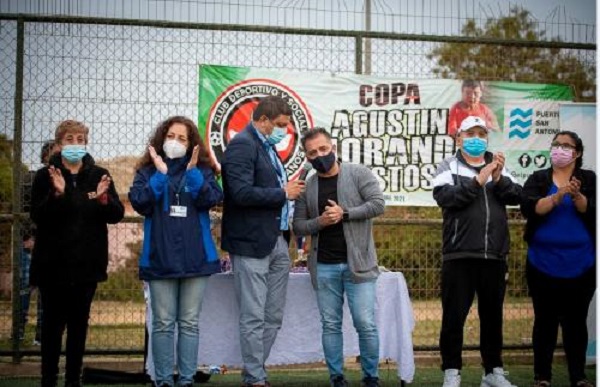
left=221, top=96, right=305, bottom=387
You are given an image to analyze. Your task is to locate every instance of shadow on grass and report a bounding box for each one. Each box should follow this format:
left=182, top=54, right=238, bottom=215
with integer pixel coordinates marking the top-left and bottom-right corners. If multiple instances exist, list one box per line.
left=0, top=364, right=596, bottom=386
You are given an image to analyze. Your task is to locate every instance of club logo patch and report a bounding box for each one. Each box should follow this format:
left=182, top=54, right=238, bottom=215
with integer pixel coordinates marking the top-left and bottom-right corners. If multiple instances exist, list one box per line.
left=206, top=79, right=313, bottom=178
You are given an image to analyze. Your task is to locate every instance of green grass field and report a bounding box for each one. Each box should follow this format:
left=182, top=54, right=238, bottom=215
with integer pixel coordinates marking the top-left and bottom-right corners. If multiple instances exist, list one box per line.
left=0, top=363, right=596, bottom=386
left=1, top=299, right=591, bottom=386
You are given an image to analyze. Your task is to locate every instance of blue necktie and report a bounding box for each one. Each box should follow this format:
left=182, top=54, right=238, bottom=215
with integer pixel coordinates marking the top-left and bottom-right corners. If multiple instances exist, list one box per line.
left=264, top=144, right=288, bottom=231
left=265, top=145, right=282, bottom=177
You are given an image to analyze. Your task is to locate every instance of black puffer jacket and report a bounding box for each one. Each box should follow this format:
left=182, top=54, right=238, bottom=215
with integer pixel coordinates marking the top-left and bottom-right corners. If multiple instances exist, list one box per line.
left=432, top=151, right=523, bottom=261
left=29, top=153, right=124, bottom=286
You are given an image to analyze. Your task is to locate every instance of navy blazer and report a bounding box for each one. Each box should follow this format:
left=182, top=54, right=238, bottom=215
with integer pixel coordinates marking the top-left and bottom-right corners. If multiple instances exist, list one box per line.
left=221, top=123, right=287, bottom=258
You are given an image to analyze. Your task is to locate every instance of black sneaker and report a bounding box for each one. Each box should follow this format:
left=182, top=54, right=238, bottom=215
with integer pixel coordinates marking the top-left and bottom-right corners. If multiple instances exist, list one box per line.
left=330, top=375, right=349, bottom=387
left=362, top=376, right=379, bottom=387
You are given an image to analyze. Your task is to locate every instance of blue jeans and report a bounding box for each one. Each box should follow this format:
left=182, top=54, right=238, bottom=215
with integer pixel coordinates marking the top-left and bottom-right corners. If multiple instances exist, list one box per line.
left=18, top=249, right=32, bottom=339
left=316, top=263, right=379, bottom=380
left=149, top=276, right=209, bottom=386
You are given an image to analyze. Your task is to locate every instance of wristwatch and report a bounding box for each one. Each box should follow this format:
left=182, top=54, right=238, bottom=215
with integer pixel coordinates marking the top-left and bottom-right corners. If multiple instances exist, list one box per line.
left=342, top=210, right=349, bottom=222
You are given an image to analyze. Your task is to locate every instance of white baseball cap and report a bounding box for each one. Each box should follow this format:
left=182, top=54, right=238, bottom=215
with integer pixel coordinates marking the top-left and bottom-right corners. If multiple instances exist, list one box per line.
left=458, top=116, right=488, bottom=133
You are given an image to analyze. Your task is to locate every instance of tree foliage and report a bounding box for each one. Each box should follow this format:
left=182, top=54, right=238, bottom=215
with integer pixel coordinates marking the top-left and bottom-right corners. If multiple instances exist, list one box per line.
left=0, top=134, right=13, bottom=272
left=428, top=7, right=595, bottom=101
left=0, top=134, right=12, bottom=213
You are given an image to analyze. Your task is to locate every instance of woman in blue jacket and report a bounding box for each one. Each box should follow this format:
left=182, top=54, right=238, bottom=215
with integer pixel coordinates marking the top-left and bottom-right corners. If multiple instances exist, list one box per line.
left=129, top=116, right=223, bottom=387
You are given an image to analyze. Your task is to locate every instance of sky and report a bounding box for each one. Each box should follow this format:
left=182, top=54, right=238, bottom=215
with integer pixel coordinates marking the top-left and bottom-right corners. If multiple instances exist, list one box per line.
left=0, top=1, right=595, bottom=48
left=0, top=0, right=596, bottom=30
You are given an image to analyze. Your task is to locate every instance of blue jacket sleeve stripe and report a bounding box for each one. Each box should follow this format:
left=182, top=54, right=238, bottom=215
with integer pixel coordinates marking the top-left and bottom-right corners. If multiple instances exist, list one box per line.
left=149, top=171, right=170, bottom=213
left=199, top=212, right=218, bottom=262
left=149, top=171, right=167, bottom=197
left=186, top=168, right=205, bottom=200
left=140, top=217, right=153, bottom=268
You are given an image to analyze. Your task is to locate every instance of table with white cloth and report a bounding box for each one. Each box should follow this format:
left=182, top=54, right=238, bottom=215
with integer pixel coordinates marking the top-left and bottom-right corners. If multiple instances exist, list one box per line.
left=145, top=271, right=415, bottom=383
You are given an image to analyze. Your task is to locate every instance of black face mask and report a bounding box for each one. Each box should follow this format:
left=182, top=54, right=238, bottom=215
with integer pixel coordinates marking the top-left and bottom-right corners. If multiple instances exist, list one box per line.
left=309, top=151, right=336, bottom=173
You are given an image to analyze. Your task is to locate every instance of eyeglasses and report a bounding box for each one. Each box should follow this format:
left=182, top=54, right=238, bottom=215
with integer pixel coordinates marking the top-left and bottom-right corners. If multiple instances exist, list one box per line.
left=550, top=142, right=576, bottom=151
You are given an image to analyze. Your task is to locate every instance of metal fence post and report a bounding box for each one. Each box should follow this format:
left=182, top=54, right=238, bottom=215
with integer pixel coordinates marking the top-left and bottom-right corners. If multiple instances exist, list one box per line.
left=355, top=35, right=363, bottom=75
left=11, top=16, right=25, bottom=363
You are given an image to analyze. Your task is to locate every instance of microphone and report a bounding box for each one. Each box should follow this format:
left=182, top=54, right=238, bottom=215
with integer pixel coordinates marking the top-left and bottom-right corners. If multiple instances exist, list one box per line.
left=298, top=163, right=313, bottom=181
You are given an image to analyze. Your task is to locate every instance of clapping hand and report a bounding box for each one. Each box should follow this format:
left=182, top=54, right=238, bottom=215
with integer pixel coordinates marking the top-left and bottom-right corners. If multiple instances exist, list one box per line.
left=187, top=145, right=200, bottom=170
left=491, top=152, right=505, bottom=182
left=476, top=162, right=497, bottom=187
left=96, top=174, right=111, bottom=196
left=209, top=150, right=221, bottom=175
left=149, top=145, right=168, bottom=174
left=48, top=166, right=65, bottom=196
left=567, top=176, right=582, bottom=200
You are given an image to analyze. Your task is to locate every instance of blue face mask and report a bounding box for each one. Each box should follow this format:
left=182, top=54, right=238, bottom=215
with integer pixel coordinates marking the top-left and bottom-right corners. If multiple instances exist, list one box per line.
left=61, top=144, right=87, bottom=163
left=267, top=126, right=287, bottom=145
left=461, top=137, right=487, bottom=157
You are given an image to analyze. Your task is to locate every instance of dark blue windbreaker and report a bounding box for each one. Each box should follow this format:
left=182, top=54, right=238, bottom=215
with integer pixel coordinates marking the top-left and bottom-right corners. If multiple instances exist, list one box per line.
left=129, top=157, right=223, bottom=280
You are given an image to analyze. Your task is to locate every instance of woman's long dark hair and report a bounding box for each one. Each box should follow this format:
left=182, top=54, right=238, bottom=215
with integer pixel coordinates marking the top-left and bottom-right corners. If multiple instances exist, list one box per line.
left=136, top=116, right=211, bottom=171
left=552, top=130, right=584, bottom=170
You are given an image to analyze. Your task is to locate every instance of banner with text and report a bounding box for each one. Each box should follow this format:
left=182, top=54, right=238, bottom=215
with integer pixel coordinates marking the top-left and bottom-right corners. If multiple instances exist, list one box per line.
left=198, top=65, right=572, bottom=206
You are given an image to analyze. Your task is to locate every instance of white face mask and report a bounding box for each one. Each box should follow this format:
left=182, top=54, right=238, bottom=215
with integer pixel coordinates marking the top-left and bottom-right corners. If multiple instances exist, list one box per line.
left=163, top=139, right=187, bottom=159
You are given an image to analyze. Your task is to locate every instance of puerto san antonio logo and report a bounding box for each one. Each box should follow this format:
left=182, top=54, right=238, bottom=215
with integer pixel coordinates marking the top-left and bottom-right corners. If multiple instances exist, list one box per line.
left=508, top=107, right=533, bottom=139
left=206, top=79, right=313, bottom=178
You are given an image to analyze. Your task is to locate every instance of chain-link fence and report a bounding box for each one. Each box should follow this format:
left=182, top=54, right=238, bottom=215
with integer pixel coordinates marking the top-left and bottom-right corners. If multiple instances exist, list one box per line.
left=0, top=0, right=595, bottom=360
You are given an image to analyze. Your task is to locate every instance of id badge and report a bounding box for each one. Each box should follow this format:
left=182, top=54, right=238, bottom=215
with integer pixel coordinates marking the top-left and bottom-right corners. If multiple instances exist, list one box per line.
left=169, top=205, right=187, bottom=218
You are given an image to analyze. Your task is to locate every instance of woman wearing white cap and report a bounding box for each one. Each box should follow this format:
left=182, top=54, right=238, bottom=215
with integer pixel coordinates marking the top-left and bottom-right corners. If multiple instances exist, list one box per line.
left=432, top=116, right=522, bottom=387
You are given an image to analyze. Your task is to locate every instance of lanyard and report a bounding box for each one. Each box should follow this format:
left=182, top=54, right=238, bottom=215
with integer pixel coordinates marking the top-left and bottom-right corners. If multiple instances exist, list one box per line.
left=168, top=174, right=187, bottom=206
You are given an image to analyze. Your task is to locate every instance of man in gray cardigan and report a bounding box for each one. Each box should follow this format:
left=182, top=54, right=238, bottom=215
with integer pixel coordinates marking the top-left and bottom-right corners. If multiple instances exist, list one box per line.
left=292, top=128, right=385, bottom=387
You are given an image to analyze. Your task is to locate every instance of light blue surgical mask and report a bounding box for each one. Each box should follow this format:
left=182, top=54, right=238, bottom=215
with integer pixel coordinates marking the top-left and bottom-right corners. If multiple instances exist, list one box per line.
left=461, top=137, right=487, bottom=157
left=61, top=144, right=86, bottom=163
left=267, top=126, right=287, bottom=146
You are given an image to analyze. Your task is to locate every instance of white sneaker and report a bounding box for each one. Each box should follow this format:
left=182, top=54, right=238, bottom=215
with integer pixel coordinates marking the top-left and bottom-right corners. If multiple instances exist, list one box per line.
left=480, top=367, right=517, bottom=387
left=443, top=369, right=461, bottom=387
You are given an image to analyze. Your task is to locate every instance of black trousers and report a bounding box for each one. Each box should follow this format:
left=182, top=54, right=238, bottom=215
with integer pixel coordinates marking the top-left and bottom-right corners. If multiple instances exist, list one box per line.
left=439, top=259, right=507, bottom=372
left=527, top=261, right=596, bottom=384
left=39, top=282, right=97, bottom=386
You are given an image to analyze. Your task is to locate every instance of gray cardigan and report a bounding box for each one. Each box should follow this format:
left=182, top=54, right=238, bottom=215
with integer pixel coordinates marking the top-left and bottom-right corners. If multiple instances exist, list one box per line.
left=292, top=162, right=385, bottom=289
